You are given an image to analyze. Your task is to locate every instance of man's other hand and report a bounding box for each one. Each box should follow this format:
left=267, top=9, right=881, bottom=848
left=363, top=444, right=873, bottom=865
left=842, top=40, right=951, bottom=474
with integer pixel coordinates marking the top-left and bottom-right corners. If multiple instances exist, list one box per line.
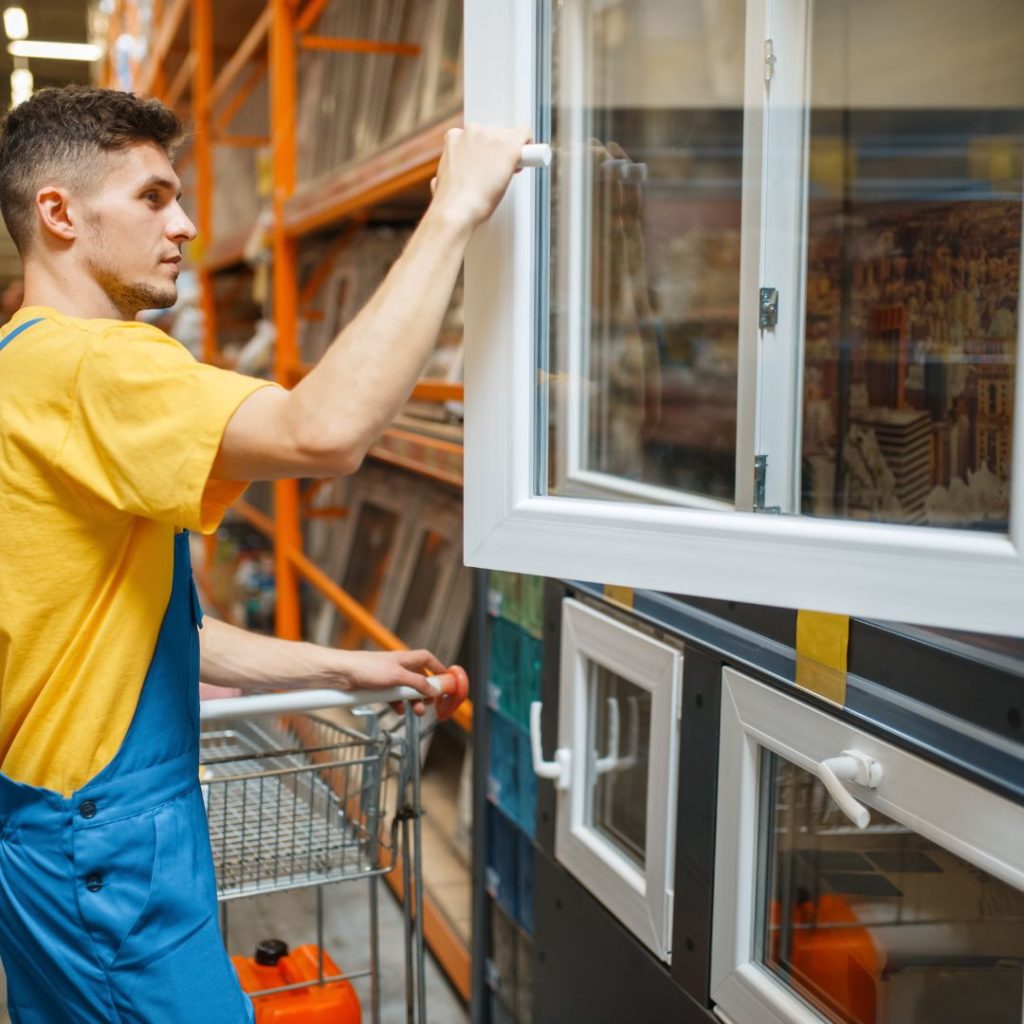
left=430, top=123, right=532, bottom=230
left=330, top=648, right=469, bottom=719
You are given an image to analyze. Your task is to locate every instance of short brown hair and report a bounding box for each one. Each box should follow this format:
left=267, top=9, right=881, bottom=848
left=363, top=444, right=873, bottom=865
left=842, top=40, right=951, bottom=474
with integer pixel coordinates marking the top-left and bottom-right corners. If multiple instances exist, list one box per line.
left=0, top=85, right=184, bottom=254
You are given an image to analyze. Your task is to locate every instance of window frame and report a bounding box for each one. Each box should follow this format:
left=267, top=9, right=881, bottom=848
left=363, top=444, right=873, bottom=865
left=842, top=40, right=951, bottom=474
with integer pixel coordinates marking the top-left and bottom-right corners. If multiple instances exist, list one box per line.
left=462, top=0, right=1024, bottom=636
left=710, top=665, right=1024, bottom=1024
left=553, top=598, right=683, bottom=963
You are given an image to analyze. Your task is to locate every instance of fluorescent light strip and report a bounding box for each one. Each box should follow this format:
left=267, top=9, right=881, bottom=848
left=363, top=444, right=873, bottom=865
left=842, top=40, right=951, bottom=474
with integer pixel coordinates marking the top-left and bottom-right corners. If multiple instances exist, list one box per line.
left=8, top=40, right=102, bottom=61
left=3, top=7, right=28, bottom=41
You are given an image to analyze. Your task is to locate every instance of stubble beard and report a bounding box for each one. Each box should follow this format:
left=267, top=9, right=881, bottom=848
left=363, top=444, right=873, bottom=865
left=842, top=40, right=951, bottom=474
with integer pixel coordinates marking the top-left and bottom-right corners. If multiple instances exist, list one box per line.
left=90, top=261, right=178, bottom=319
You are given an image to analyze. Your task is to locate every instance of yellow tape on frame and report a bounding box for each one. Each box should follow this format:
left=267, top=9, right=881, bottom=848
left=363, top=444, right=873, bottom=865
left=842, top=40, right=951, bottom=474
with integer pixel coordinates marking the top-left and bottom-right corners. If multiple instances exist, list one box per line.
left=603, top=585, right=634, bottom=610
left=795, top=610, right=850, bottom=707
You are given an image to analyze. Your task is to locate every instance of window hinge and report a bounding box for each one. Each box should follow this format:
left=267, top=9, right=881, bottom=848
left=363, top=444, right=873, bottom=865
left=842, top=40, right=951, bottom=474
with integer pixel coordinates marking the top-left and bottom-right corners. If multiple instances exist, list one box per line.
left=759, top=286, right=779, bottom=329
left=754, top=454, right=781, bottom=514
left=764, top=38, right=776, bottom=82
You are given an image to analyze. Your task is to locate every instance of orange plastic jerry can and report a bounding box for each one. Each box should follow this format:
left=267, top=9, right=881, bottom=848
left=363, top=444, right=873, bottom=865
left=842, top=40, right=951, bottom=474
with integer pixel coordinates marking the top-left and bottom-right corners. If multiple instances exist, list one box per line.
left=233, top=939, right=362, bottom=1024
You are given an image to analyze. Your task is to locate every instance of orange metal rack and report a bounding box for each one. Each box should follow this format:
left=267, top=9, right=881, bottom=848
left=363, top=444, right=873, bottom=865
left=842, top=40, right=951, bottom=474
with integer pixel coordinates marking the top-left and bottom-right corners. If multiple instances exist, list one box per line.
left=102, top=0, right=471, bottom=999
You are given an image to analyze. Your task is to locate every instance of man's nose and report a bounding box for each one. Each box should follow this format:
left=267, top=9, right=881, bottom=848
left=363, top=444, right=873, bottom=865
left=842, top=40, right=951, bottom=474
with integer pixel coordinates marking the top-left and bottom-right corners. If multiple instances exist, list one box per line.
left=168, top=204, right=198, bottom=243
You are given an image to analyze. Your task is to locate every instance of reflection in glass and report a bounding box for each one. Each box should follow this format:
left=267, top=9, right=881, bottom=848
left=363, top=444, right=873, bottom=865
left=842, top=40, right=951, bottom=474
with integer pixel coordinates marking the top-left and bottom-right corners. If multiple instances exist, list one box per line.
left=336, top=504, right=398, bottom=649
left=395, top=529, right=451, bottom=649
left=546, top=0, right=746, bottom=504
left=585, top=666, right=651, bottom=868
left=758, top=755, right=1024, bottom=1024
left=801, top=0, right=1023, bottom=530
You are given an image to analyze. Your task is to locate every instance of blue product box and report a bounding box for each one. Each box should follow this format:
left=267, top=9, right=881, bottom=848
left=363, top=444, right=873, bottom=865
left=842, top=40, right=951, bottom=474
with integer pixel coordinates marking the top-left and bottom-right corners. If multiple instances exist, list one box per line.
left=488, top=713, right=519, bottom=820
left=516, top=631, right=543, bottom=730
left=486, top=804, right=519, bottom=922
left=489, top=618, right=520, bottom=721
left=517, top=830, right=535, bottom=936
left=516, top=728, right=537, bottom=838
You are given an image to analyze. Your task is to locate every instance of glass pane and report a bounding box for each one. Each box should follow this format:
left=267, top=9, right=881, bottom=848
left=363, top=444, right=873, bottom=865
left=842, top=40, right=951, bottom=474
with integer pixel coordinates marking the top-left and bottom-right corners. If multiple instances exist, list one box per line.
left=336, top=503, right=399, bottom=649
left=545, top=0, right=746, bottom=505
left=395, top=529, right=452, bottom=648
left=801, top=0, right=1024, bottom=530
left=759, top=755, right=1024, bottom=1024
left=585, top=666, right=651, bottom=869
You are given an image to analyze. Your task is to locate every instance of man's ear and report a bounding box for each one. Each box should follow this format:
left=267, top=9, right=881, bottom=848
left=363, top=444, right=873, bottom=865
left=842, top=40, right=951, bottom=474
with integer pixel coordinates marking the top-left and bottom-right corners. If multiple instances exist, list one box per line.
left=36, top=185, right=76, bottom=243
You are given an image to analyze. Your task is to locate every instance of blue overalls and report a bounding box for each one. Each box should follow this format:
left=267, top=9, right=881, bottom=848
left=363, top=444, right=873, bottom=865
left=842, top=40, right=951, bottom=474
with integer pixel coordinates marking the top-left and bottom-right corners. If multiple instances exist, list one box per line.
left=0, top=338, right=254, bottom=1023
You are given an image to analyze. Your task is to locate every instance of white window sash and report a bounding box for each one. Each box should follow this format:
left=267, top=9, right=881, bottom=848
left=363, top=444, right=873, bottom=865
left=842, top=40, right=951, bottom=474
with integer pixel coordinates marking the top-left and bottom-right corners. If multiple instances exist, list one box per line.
left=554, top=598, right=683, bottom=963
left=462, top=0, right=1024, bottom=637
left=711, top=666, right=1024, bottom=1024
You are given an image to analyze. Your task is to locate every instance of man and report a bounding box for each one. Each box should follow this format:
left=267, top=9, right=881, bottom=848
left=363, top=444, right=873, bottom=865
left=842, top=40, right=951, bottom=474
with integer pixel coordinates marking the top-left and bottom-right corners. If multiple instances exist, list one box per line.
left=0, top=85, right=527, bottom=1023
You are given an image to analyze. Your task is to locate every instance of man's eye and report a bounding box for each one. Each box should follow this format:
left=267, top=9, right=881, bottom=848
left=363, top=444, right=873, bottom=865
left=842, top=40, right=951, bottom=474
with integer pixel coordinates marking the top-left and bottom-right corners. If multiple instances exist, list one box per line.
left=145, top=192, right=160, bottom=203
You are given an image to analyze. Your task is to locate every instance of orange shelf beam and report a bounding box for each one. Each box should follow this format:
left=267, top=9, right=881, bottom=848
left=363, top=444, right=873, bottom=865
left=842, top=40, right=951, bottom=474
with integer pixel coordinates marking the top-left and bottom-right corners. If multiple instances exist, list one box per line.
left=289, top=359, right=463, bottom=405
left=270, top=0, right=304, bottom=641
left=410, top=379, right=464, bottom=403
left=295, top=0, right=331, bottom=35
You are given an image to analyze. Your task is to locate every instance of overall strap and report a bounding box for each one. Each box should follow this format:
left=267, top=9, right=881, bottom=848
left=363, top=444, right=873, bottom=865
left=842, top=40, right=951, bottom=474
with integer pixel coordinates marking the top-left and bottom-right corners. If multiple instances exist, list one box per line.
left=0, top=316, right=44, bottom=354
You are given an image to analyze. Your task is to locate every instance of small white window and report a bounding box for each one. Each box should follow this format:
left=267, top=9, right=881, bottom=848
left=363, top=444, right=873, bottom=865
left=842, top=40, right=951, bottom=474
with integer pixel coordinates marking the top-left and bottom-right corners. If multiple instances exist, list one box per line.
left=534, top=598, right=683, bottom=961
left=463, top=0, right=1024, bottom=635
left=712, top=666, right=1024, bottom=1024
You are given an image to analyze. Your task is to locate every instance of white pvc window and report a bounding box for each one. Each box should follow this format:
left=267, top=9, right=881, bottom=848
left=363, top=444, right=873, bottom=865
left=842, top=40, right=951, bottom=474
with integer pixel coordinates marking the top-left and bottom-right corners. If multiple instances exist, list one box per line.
left=711, top=666, right=1024, bottom=1024
left=463, top=0, right=1024, bottom=635
left=549, top=598, right=683, bottom=962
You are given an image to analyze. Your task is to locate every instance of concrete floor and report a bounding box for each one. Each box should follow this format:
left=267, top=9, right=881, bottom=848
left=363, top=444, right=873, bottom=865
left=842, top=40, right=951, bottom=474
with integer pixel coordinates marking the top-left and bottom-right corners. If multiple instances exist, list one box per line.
left=0, top=878, right=469, bottom=1024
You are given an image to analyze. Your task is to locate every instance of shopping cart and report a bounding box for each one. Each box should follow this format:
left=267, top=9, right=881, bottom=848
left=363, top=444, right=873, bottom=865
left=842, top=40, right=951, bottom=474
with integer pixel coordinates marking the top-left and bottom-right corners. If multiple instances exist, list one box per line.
left=199, top=686, right=432, bottom=1024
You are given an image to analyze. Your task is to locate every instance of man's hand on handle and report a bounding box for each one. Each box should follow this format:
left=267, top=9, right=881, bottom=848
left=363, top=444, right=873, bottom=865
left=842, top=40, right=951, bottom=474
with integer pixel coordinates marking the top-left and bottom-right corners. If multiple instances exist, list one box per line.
left=429, top=123, right=533, bottom=228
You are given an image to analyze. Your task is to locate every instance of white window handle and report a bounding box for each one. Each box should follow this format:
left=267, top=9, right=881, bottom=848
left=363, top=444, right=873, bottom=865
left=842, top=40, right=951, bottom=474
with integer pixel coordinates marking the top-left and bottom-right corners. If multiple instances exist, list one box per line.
left=517, top=143, right=552, bottom=169
left=529, top=701, right=571, bottom=790
left=816, top=749, right=883, bottom=829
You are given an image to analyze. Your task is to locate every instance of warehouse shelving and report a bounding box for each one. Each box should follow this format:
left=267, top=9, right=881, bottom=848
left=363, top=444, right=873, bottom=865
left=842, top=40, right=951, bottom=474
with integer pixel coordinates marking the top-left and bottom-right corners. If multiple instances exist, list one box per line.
left=102, top=0, right=474, bottom=999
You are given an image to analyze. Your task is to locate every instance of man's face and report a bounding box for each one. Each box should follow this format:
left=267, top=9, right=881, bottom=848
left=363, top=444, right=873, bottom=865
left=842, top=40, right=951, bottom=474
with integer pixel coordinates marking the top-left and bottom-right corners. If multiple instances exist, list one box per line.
left=75, top=141, right=196, bottom=317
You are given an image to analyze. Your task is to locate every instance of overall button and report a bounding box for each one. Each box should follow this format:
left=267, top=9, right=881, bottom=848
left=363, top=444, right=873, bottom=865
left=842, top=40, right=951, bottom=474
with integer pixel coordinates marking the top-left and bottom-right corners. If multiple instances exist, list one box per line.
left=80, top=800, right=97, bottom=819
left=85, top=873, right=104, bottom=893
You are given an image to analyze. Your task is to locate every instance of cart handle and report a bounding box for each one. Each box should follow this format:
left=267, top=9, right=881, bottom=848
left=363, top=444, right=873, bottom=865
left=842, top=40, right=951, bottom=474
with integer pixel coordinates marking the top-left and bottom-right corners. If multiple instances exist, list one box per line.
left=198, top=686, right=430, bottom=723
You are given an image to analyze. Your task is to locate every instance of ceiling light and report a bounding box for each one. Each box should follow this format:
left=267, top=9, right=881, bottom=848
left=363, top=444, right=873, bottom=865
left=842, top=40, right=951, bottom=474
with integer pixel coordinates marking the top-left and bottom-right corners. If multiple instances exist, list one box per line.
left=3, top=7, right=27, bottom=40
left=10, top=67, right=32, bottom=106
left=7, top=40, right=102, bottom=61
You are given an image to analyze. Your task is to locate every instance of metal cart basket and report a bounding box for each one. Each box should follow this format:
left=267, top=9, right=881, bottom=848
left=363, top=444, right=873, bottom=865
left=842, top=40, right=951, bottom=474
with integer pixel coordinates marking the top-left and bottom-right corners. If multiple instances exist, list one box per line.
left=199, top=687, right=431, bottom=1024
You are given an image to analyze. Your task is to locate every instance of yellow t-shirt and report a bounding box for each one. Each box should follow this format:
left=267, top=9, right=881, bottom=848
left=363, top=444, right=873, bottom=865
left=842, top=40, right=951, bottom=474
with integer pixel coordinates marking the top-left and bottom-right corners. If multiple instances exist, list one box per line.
left=0, top=305, right=274, bottom=795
